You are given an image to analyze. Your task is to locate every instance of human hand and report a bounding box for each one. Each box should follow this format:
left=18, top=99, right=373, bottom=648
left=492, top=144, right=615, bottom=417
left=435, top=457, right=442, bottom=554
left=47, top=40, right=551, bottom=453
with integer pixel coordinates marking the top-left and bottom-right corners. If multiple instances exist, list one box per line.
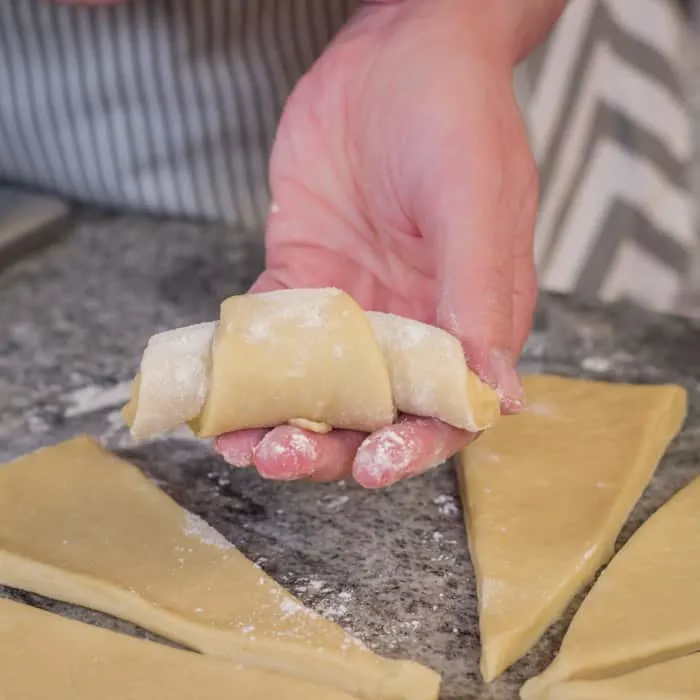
left=215, top=0, right=563, bottom=487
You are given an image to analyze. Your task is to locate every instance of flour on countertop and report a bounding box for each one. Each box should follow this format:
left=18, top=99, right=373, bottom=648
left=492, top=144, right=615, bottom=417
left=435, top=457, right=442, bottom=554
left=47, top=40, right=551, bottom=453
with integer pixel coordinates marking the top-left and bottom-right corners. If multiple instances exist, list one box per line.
left=581, top=355, right=613, bottom=373
left=433, top=495, right=459, bottom=517
left=322, top=495, right=349, bottom=511
left=61, top=380, right=208, bottom=449
left=183, top=512, right=234, bottom=551
left=63, top=380, right=133, bottom=417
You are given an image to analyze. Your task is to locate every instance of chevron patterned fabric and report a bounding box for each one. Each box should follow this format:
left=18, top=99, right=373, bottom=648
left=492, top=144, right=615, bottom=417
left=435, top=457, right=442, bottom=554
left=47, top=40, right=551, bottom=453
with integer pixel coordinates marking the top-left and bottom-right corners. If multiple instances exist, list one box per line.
left=520, top=0, right=698, bottom=314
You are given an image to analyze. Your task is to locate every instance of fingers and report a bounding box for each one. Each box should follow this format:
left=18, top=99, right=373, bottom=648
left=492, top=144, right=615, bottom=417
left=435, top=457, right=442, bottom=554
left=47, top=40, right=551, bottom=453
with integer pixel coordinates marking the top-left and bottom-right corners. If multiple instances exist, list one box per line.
left=353, top=416, right=475, bottom=489
left=217, top=425, right=364, bottom=482
left=215, top=415, right=470, bottom=488
left=215, top=429, right=269, bottom=467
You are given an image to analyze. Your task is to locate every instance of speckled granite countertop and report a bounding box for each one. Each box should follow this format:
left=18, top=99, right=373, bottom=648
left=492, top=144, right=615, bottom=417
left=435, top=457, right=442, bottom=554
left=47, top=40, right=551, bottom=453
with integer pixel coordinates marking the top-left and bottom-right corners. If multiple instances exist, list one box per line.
left=1, top=212, right=699, bottom=700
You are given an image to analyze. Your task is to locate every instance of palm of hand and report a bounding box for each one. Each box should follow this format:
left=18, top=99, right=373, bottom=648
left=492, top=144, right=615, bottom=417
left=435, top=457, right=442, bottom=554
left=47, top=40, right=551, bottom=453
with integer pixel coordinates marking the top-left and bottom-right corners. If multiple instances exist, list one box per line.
left=217, top=2, right=539, bottom=487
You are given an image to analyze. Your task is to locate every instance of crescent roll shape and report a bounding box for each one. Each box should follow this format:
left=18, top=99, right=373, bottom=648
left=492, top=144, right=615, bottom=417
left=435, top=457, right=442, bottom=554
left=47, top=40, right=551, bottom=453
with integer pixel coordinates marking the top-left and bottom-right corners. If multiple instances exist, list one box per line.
left=123, top=288, right=500, bottom=439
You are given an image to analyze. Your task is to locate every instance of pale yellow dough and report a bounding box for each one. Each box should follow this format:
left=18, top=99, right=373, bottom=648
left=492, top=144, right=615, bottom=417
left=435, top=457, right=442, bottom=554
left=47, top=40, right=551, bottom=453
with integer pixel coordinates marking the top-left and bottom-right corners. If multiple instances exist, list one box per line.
left=0, top=598, right=359, bottom=700
left=123, top=287, right=499, bottom=439
left=540, top=654, right=700, bottom=700
left=522, top=471, right=700, bottom=700
left=0, top=436, right=440, bottom=700
left=458, top=374, right=687, bottom=682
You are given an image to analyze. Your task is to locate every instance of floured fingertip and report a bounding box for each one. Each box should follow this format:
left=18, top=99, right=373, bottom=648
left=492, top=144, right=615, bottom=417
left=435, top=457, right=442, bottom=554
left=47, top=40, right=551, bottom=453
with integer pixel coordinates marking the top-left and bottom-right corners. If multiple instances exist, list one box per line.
left=253, top=427, right=320, bottom=480
left=215, top=429, right=268, bottom=468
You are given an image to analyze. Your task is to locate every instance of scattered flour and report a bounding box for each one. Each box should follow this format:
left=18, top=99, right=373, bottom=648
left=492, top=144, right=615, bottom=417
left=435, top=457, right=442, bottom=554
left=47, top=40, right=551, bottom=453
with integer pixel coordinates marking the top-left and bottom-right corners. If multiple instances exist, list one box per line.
left=323, top=495, right=349, bottom=511
left=479, top=578, right=506, bottom=609
left=279, top=598, right=307, bottom=618
left=524, top=402, right=554, bottom=416
left=317, top=600, right=349, bottom=619
left=582, top=544, right=597, bottom=561
left=432, top=495, right=459, bottom=517
left=386, top=318, right=431, bottom=350
left=354, top=430, right=413, bottom=483
left=61, top=379, right=208, bottom=450
left=183, top=512, right=234, bottom=551
left=288, top=430, right=319, bottom=457
left=244, top=288, right=339, bottom=343
left=26, top=412, right=51, bottom=434
left=63, top=380, right=133, bottom=418
left=476, top=450, right=501, bottom=464
left=581, top=356, right=613, bottom=373
left=255, top=428, right=319, bottom=473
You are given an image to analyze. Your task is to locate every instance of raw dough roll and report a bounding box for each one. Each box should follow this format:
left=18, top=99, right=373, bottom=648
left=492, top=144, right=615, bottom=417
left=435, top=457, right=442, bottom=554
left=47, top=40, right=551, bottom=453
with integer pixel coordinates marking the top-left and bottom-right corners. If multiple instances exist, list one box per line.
left=123, top=288, right=500, bottom=439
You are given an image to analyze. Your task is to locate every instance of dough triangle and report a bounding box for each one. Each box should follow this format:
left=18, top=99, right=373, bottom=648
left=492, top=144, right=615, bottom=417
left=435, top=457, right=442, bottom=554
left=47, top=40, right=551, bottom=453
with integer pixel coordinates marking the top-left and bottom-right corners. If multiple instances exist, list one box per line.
left=521, top=473, right=700, bottom=699
left=0, top=597, right=359, bottom=700
left=539, top=653, right=700, bottom=700
left=0, top=436, right=440, bottom=700
left=458, top=374, right=687, bottom=682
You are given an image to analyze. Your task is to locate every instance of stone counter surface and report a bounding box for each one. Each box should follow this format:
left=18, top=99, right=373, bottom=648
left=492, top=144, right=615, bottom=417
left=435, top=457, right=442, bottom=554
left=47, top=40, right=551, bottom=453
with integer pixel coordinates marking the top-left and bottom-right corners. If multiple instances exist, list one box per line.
left=1, top=212, right=699, bottom=700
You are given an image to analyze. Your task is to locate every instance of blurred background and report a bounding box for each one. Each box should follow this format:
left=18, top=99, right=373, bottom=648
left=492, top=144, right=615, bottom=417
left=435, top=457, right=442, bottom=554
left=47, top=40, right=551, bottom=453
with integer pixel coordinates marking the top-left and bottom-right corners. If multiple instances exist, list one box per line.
left=514, top=0, right=700, bottom=318
left=2, top=0, right=700, bottom=319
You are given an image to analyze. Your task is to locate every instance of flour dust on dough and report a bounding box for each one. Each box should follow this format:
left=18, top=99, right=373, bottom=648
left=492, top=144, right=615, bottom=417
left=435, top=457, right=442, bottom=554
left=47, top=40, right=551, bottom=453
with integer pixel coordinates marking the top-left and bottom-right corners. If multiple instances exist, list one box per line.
left=123, top=288, right=500, bottom=440
left=0, top=598, right=360, bottom=700
left=459, top=374, right=687, bottom=682
left=0, top=436, right=440, bottom=700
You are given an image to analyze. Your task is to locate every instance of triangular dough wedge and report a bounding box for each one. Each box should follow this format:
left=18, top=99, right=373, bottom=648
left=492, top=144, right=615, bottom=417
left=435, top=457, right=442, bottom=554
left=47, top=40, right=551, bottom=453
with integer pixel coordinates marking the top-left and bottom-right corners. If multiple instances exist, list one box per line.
left=0, top=598, right=359, bottom=700
left=521, top=473, right=700, bottom=699
left=539, top=653, right=700, bottom=700
left=458, top=374, right=687, bottom=682
left=0, top=436, right=440, bottom=700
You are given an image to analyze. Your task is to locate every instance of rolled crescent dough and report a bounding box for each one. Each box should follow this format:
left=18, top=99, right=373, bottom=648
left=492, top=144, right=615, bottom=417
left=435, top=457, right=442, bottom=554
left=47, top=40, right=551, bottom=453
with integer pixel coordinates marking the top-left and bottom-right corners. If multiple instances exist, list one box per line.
left=122, top=288, right=500, bottom=439
left=459, top=375, right=687, bottom=682
left=0, top=436, right=440, bottom=700
left=0, top=598, right=359, bottom=700
left=541, top=653, right=700, bottom=700
left=521, top=472, right=700, bottom=700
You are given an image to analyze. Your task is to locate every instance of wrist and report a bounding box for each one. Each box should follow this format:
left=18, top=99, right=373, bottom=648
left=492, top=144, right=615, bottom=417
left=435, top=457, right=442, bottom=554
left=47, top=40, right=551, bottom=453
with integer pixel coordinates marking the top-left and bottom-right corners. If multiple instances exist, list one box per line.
left=394, top=0, right=566, bottom=66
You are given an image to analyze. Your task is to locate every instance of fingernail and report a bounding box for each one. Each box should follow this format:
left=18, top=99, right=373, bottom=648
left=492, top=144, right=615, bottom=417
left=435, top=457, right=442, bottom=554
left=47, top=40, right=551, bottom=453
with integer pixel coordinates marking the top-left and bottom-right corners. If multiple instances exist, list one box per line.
left=488, top=349, right=525, bottom=412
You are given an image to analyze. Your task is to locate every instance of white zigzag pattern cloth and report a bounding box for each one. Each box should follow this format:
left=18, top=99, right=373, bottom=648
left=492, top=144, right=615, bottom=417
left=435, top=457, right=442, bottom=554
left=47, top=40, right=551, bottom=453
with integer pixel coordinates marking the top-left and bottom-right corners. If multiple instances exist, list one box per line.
left=520, top=0, right=697, bottom=314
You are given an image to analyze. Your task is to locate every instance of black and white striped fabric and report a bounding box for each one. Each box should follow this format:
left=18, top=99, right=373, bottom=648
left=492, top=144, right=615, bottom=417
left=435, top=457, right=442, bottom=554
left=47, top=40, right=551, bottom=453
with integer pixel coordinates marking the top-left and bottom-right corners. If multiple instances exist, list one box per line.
left=0, top=0, right=356, bottom=229
left=518, top=0, right=697, bottom=314
left=1, top=0, right=697, bottom=314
